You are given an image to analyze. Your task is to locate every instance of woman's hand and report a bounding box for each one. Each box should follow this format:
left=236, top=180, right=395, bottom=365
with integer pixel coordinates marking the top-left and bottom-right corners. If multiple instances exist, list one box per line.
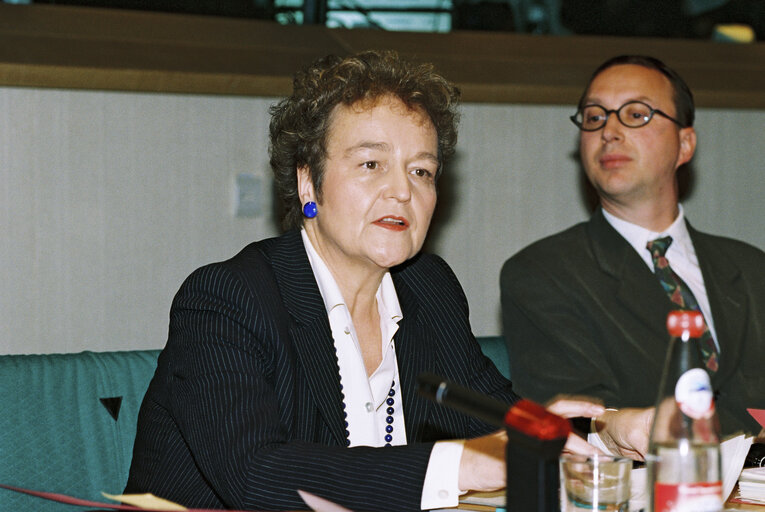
left=456, top=401, right=652, bottom=492
left=458, top=430, right=507, bottom=492
left=458, top=398, right=608, bottom=492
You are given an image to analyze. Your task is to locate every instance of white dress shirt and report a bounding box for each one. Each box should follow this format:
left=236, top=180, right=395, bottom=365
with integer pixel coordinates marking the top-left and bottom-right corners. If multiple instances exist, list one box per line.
left=301, top=230, right=464, bottom=509
left=602, top=206, right=719, bottom=350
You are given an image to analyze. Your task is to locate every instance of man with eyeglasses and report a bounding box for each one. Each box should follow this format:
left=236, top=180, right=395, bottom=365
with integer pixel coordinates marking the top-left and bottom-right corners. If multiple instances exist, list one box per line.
left=500, top=55, right=765, bottom=439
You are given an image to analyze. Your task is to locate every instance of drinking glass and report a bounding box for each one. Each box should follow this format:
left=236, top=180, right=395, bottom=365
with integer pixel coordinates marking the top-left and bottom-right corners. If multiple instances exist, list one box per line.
left=560, top=453, right=631, bottom=511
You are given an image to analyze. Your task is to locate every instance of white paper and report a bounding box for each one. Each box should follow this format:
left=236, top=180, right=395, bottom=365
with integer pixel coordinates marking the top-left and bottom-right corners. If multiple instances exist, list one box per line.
left=735, top=467, right=765, bottom=504
left=721, top=434, right=754, bottom=500
left=101, top=492, right=187, bottom=510
left=459, top=490, right=505, bottom=507
left=297, top=489, right=355, bottom=512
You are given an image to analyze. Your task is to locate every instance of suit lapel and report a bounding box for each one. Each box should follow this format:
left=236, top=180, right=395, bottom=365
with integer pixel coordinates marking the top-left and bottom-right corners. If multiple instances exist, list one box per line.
left=587, top=209, right=674, bottom=355
left=269, top=231, right=346, bottom=445
left=268, top=235, right=444, bottom=445
left=392, top=266, right=436, bottom=443
left=587, top=212, right=748, bottom=387
left=689, top=225, right=748, bottom=385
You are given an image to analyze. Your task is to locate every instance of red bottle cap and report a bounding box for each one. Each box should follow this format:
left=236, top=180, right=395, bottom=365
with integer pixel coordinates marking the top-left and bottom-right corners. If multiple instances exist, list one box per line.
left=666, top=310, right=706, bottom=337
left=504, top=399, right=571, bottom=440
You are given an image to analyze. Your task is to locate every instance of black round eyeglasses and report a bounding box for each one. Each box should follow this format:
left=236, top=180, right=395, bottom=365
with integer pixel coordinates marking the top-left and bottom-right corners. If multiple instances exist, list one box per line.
left=570, top=100, right=684, bottom=131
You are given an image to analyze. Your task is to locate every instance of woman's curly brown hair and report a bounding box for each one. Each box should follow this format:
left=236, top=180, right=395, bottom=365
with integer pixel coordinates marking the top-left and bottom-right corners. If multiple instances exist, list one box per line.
left=269, top=50, right=461, bottom=230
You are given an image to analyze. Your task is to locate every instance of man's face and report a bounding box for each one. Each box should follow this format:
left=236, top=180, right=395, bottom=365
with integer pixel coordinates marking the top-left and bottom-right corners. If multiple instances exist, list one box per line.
left=579, top=64, right=696, bottom=215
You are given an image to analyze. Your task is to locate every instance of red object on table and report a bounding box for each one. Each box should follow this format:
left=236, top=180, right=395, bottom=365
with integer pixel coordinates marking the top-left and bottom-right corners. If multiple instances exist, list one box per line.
left=504, top=399, right=571, bottom=440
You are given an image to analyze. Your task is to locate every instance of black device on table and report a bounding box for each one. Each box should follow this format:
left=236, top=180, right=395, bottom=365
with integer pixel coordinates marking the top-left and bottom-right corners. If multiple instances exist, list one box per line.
left=417, top=373, right=569, bottom=512
left=746, top=443, right=765, bottom=468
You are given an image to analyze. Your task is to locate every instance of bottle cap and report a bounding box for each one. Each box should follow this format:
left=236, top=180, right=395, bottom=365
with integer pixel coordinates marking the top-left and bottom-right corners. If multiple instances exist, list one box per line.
left=666, top=310, right=705, bottom=337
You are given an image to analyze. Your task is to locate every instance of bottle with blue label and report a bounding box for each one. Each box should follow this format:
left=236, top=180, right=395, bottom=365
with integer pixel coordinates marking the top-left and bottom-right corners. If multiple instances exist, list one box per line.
left=647, top=310, right=723, bottom=512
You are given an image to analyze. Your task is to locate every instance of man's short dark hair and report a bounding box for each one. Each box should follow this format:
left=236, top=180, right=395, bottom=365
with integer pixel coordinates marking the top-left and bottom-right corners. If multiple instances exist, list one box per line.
left=577, top=55, right=695, bottom=128
left=269, top=50, right=461, bottom=230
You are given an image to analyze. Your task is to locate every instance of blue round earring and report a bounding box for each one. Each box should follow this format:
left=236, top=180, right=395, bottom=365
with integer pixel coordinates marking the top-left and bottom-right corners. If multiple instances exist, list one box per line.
left=302, top=201, right=317, bottom=219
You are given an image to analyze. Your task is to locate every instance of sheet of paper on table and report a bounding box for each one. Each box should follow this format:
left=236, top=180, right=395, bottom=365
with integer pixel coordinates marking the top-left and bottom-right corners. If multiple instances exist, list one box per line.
left=112, top=489, right=355, bottom=512
left=296, top=490, right=354, bottom=512
left=102, top=492, right=188, bottom=510
left=459, top=490, right=505, bottom=509
left=734, top=406, right=765, bottom=505
left=734, top=467, right=765, bottom=505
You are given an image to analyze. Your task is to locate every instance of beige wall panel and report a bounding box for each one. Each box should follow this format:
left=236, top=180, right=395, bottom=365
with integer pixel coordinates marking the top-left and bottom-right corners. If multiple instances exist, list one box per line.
left=1, top=88, right=763, bottom=353
left=426, top=103, right=589, bottom=337
left=683, top=109, right=765, bottom=245
left=1, top=88, right=279, bottom=354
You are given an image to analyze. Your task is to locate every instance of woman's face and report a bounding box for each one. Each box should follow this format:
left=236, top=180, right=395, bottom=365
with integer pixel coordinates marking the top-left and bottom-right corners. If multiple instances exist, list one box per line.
left=300, top=95, right=439, bottom=275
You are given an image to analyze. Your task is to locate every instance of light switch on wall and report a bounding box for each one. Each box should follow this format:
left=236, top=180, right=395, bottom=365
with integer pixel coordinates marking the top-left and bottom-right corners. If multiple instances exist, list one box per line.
left=235, top=173, right=261, bottom=217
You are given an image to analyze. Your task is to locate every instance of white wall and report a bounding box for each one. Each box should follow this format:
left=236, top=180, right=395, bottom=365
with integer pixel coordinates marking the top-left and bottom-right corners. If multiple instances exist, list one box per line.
left=1, top=86, right=763, bottom=354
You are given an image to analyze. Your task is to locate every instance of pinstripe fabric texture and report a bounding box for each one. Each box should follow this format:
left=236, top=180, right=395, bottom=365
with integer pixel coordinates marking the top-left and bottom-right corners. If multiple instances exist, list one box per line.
left=126, top=230, right=519, bottom=511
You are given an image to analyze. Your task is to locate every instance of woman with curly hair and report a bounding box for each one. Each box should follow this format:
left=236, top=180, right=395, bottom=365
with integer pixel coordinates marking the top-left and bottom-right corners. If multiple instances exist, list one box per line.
left=125, top=50, right=637, bottom=511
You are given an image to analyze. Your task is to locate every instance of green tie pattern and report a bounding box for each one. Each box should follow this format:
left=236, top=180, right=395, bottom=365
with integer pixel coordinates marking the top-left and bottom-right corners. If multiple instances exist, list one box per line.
left=646, top=236, right=719, bottom=372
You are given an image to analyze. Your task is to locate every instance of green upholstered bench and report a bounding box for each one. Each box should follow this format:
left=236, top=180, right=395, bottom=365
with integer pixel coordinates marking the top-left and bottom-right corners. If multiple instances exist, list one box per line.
left=0, top=350, right=160, bottom=511
left=476, top=335, right=510, bottom=379
left=0, top=338, right=508, bottom=510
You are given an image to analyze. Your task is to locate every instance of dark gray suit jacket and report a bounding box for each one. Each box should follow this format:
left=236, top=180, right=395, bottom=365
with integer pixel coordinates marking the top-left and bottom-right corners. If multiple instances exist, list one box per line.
left=501, top=208, right=765, bottom=437
left=126, top=230, right=518, bottom=511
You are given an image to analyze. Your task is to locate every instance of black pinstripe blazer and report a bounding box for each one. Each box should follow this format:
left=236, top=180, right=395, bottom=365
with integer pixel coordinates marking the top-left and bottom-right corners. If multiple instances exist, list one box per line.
left=126, top=230, right=519, bottom=511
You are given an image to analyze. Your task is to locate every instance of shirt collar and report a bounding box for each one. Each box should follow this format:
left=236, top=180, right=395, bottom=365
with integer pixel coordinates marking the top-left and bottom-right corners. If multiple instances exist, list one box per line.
left=300, top=229, right=403, bottom=323
left=602, top=204, right=693, bottom=266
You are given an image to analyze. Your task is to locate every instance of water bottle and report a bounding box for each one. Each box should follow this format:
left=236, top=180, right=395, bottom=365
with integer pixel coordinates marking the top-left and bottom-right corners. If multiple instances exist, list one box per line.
left=646, top=310, right=722, bottom=512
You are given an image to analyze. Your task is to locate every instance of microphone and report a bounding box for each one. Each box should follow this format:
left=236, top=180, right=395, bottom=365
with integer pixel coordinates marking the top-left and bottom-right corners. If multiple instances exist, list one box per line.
left=417, top=372, right=508, bottom=427
left=416, top=372, right=571, bottom=441
left=417, top=372, right=569, bottom=512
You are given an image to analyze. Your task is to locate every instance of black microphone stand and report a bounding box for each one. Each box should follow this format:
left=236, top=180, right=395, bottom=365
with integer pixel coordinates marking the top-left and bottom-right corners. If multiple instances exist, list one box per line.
left=418, top=372, right=568, bottom=512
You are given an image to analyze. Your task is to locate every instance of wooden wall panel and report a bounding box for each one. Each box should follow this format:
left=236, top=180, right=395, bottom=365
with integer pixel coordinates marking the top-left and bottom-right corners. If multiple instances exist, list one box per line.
left=0, top=4, right=763, bottom=107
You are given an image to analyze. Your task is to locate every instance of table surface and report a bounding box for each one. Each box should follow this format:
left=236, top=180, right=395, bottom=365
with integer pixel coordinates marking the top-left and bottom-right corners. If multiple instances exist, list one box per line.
left=726, top=502, right=765, bottom=511
left=448, top=504, right=762, bottom=511
left=449, top=491, right=765, bottom=511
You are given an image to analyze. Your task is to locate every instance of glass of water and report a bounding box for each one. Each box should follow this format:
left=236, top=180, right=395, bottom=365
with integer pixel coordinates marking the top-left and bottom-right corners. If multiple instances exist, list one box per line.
left=560, top=453, right=632, bottom=511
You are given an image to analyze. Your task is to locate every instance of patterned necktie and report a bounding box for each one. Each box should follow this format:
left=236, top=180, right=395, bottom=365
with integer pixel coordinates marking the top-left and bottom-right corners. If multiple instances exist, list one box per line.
left=646, top=236, right=719, bottom=372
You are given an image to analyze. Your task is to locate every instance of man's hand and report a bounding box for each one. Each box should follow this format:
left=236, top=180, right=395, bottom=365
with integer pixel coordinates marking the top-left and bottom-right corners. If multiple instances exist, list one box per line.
left=546, top=398, right=606, bottom=456
left=457, top=400, right=642, bottom=492
left=593, top=407, right=653, bottom=460
left=458, top=430, right=507, bottom=492
left=546, top=398, right=605, bottom=419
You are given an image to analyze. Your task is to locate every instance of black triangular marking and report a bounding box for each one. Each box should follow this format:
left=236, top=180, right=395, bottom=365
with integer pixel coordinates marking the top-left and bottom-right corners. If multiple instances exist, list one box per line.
left=99, top=396, right=123, bottom=421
